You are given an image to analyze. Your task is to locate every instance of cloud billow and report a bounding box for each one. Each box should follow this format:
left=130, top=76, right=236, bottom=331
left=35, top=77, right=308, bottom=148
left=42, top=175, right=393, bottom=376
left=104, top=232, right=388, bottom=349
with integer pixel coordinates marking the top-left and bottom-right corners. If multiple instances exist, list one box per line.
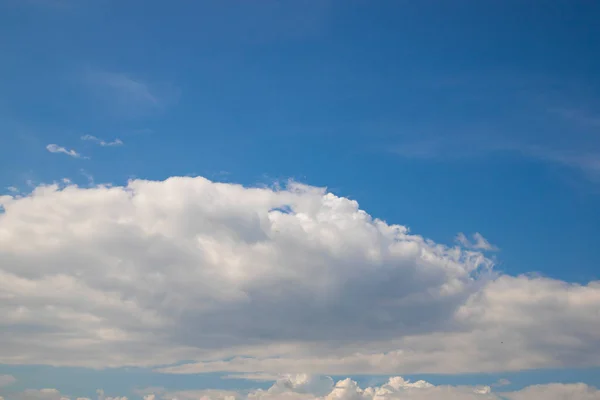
left=0, top=177, right=598, bottom=376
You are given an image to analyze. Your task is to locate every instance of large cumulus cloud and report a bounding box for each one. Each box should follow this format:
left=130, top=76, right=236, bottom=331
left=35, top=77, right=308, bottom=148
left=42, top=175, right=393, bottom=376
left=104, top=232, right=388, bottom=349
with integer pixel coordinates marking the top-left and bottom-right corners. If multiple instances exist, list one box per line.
left=0, top=176, right=599, bottom=374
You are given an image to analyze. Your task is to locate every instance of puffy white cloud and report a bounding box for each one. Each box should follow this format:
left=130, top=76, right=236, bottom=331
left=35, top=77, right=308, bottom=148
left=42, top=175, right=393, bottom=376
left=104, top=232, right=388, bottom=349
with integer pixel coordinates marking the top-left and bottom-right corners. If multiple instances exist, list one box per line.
left=266, top=374, right=335, bottom=397
left=139, top=376, right=600, bottom=400
left=0, top=177, right=599, bottom=375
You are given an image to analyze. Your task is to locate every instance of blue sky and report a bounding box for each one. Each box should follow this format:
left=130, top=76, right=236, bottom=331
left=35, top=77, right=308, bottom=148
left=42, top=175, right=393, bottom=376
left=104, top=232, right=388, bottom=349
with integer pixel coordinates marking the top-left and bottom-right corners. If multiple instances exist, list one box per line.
left=1, top=1, right=600, bottom=399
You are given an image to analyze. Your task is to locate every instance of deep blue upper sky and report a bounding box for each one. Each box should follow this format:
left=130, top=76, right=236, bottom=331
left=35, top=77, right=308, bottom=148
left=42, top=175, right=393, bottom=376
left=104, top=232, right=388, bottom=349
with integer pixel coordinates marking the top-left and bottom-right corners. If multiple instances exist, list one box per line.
left=0, top=3, right=598, bottom=286
left=2, top=1, right=600, bottom=285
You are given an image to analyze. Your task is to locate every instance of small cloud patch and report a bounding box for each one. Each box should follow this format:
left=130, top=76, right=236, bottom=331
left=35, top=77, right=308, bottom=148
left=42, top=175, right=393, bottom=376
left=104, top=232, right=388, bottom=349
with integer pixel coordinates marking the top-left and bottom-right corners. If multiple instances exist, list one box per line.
left=81, top=134, right=123, bottom=147
left=46, top=144, right=86, bottom=159
left=456, top=232, right=499, bottom=251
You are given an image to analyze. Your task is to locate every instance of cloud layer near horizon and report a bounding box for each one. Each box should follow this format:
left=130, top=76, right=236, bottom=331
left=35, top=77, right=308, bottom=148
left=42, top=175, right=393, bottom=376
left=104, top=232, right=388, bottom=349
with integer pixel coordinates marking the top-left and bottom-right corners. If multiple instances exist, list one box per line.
left=5, top=375, right=600, bottom=400
left=0, top=177, right=599, bottom=374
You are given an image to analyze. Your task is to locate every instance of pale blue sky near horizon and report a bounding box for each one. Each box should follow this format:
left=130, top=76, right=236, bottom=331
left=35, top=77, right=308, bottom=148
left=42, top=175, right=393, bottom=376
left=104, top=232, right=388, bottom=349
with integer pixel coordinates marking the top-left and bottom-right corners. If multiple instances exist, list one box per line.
left=1, top=1, right=600, bottom=398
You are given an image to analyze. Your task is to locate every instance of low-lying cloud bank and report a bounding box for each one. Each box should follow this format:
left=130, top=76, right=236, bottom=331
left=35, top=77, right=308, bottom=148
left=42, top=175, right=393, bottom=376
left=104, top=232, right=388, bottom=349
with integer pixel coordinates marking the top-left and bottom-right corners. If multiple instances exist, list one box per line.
left=0, top=176, right=599, bottom=375
left=6, top=375, right=600, bottom=400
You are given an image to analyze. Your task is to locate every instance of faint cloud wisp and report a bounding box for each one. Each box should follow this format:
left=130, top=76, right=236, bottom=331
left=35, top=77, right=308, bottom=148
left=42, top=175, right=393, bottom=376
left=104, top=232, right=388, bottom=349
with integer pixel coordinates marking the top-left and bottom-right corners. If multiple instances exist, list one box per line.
left=46, top=144, right=86, bottom=159
left=82, top=69, right=179, bottom=117
left=81, top=134, right=123, bottom=147
left=392, top=133, right=600, bottom=183
left=0, top=375, right=15, bottom=388
left=550, top=107, right=600, bottom=129
left=456, top=232, right=499, bottom=252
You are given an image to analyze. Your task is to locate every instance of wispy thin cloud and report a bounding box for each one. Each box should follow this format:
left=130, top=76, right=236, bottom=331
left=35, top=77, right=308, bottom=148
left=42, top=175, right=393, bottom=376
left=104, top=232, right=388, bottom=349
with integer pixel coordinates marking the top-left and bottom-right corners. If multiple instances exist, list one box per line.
left=392, top=134, right=600, bottom=182
left=95, top=71, right=160, bottom=106
left=391, top=133, right=516, bottom=161
left=46, top=144, right=87, bottom=159
left=518, top=145, right=600, bottom=180
left=223, top=373, right=282, bottom=382
left=492, top=378, right=511, bottom=388
left=456, top=232, right=499, bottom=251
left=0, top=374, right=16, bottom=388
left=83, top=69, right=179, bottom=117
left=81, top=134, right=123, bottom=147
left=385, top=72, right=600, bottom=184
left=550, top=107, right=600, bottom=128
left=79, top=169, right=95, bottom=186
left=129, top=128, right=154, bottom=135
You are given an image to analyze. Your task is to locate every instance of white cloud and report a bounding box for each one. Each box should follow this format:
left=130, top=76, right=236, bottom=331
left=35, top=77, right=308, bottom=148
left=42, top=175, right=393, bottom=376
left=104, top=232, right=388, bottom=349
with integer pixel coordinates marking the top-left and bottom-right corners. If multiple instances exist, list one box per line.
left=14, top=388, right=75, bottom=400
left=46, top=144, right=86, bottom=159
left=81, top=135, right=123, bottom=147
left=0, top=177, right=599, bottom=375
left=0, top=375, right=15, bottom=387
left=456, top=232, right=498, bottom=251
left=97, top=389, right=127, bottom=400
left=159, top=274, right=600, bottom=375
left=1, top=375, right=599, bottom=399
left=503, top=383, right=600, bottom=400
left=135, top=376, right=600, bottom=400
